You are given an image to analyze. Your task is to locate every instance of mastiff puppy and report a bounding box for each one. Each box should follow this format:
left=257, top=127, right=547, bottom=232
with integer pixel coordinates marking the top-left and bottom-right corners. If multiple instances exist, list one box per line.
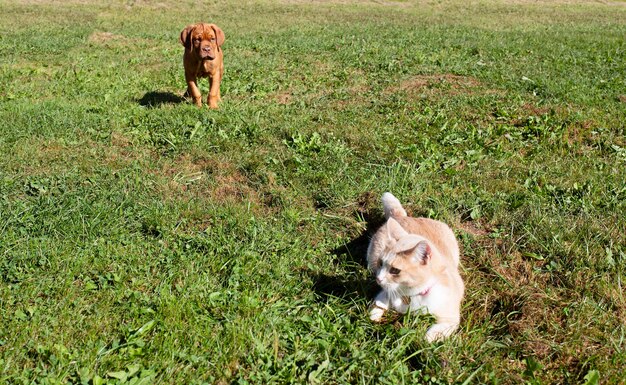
left=180, top=23, right=225, bottom=109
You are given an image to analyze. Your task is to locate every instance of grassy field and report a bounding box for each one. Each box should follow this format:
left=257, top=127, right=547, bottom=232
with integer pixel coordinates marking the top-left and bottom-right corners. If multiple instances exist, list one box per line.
left=1, top=0, right=625, bottom=383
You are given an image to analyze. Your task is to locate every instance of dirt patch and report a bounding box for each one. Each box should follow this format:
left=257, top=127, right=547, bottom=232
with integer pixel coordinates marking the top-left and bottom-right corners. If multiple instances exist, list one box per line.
left=462, top=232, right=618, bottom=379
left=145, top=154, right=282, bottom=235
left=276, top=91, right=293, bottom=105
left=280, top=0, right=412, bottom=6
left=154, top=155, right=263, bottom=209
left=125, top=1, right=170, bottom=9
left=88, top=31, right=127, bottom=44
left=212, top=165, right=256, bottom=203
left=158, top=153, right=211, bottom=179
left=104, top=131, right=152, bottom=168
left=272, top=83, right=371, bottom=108
left=401, top=74, right=480, bottom=90
left=458, top=220, right=490, bottom=237
left=499, top=252, right=549, bottom=288
left=332, top=85, right=372, bottom=110
left=509, top=103, right=571, bottom=129
left=518, top=103, right=552, bottom=117
left=387, top=74, right=497, bottom=99
left=563, top=119, right=596, bottom=147
left=155, top=154, right=212, bottom=200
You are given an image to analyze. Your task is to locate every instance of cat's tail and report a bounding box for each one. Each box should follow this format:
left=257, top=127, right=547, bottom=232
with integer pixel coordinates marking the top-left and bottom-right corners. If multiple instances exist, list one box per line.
left=382, top=192, right=407, bottom=219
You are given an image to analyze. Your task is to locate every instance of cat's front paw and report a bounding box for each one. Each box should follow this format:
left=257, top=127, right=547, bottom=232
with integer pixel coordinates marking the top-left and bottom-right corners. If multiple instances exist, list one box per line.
left=425, top=328, right=443, bottom=343
left=368, top=302, right=387, bottom=323
left=425, top=323, right=458, bottom=342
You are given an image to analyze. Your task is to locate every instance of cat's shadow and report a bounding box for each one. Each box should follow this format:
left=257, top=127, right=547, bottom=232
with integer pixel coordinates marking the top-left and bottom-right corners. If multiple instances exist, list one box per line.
left=310, top=199, right=386, bottom=303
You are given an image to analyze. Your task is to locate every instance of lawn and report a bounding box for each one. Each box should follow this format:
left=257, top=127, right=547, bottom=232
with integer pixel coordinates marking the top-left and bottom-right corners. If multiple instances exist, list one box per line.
left=0, top=0, right=625, bottom=384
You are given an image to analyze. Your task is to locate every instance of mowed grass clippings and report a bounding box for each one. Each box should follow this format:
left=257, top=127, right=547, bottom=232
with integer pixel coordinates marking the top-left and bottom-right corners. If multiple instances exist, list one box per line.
left=1, top=0, right=625, bottom=383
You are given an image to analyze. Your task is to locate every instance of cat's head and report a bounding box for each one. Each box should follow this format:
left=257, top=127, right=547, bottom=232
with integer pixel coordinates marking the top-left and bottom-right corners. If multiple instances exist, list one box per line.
left=374, top=218, right=435, bottom=294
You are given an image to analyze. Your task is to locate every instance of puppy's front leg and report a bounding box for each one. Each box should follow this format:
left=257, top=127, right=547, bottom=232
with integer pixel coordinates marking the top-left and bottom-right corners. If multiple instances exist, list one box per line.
left=186, top=76, right=202, bottom=107
left=207, top=71, right=222, bottom=109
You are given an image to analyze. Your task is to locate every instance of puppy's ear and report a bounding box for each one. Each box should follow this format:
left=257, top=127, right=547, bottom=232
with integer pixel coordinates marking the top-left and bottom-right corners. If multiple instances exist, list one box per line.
left=210, top=24, right=225, bottom=47
left=180, top=25, right=195, bottom=49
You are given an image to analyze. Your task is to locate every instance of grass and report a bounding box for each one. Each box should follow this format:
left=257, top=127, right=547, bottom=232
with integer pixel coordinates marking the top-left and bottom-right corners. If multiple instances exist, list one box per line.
left=1, top=0, right=625, bottom=383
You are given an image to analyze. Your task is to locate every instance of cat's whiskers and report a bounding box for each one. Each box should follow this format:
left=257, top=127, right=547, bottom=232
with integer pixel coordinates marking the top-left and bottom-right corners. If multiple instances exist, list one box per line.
left=387, top=287, right=401, bottom=304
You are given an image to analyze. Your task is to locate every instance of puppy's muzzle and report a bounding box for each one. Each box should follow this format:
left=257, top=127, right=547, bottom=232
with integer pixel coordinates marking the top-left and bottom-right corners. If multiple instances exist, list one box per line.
left=200, top=46, right=215, bottom=60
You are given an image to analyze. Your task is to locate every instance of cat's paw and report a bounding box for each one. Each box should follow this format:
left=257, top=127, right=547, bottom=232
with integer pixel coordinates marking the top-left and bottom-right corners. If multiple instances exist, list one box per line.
left=368, top=302, right=388, bottom=322
left=369, top=308, right=385, bottom=322
left=425, top=323, right=458, bottom=343
left=425, top=328, right=444, bottom=343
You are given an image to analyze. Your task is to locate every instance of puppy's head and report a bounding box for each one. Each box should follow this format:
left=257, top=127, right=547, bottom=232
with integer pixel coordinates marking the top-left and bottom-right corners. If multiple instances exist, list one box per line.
left=180, top=23, right=225, bottom=61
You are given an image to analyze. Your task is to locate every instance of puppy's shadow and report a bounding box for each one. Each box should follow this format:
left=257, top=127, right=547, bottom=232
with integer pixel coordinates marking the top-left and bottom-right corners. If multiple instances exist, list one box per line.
left=138, top=91, right=186, bottom=107
left=311, top=195, right=387, bottom=303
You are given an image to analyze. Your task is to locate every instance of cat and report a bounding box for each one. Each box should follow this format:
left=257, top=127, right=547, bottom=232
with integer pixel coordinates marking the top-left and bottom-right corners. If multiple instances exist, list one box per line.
left=367, top=192, right=464, bottom=342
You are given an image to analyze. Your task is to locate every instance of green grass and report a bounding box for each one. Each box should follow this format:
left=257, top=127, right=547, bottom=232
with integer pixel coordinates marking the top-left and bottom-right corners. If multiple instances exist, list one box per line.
left=1, top=0, right=625, bottom=383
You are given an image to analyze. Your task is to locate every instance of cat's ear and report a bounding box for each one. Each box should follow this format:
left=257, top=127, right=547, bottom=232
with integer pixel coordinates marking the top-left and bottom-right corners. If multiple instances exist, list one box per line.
left=386, top=218, right=408, bottom=241
left=394, top=234, right=422, bottom=253
left=413, top=241, right=431, bottom=265
left=395, top=237, right=431, bottom=264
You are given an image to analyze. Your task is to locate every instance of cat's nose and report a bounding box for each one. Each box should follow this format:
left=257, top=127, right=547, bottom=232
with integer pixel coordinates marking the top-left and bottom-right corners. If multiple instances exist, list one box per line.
left=376, top=277, right=383, bottom=285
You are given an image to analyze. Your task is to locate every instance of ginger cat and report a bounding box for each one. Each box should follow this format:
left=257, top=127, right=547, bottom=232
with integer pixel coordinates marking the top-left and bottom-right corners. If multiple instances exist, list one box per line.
left=367, top=192, right=464, bottom=342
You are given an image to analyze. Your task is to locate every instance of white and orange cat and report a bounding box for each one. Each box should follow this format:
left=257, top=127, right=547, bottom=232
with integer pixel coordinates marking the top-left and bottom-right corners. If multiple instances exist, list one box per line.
left=367, top=192, right=464, bottom=342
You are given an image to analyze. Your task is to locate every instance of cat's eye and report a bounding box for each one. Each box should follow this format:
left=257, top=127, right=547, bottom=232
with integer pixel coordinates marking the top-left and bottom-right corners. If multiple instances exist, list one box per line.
left=389, top=267, right=401, bottom=275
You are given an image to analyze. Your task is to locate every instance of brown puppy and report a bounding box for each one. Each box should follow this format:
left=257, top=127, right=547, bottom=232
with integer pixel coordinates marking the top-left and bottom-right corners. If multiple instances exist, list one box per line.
left=180, top=23, right=225, bottom=109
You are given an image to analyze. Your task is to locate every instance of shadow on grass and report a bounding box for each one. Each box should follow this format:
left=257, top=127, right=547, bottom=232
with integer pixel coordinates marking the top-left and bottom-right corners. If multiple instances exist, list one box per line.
left=311, top=272, right=378, bottom=303
left=329, top=197, right=386, bottom=268
left=311, top=193, right=387, bottom=303
left=138, top=91, right=186, bottom=107
left=331, top=230, right=372, bottom=269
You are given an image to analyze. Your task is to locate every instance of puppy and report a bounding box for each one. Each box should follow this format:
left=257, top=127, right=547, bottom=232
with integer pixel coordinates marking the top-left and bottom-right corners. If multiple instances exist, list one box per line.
left=180, top=23, right=225, bottom=109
